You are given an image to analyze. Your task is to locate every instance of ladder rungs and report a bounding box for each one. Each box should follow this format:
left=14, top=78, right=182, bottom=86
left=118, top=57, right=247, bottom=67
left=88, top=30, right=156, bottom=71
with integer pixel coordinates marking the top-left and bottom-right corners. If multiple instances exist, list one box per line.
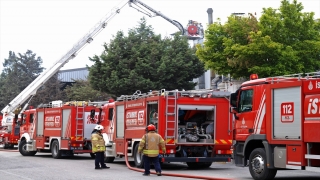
left=166, top=113, right=175, bottom=115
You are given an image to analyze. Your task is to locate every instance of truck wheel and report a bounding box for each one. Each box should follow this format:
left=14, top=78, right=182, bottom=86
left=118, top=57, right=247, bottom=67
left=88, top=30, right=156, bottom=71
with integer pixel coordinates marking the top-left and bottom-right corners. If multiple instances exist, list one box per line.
left=18, top=140, right=37, bottom=156
left=105, top=157, right=115, bottom=163
left=51, top=140, right=62, bottom=159
left=201, top=162, right=212, bottom=168
left=133, top=144, right=144, bottom=168
left=249, top=148, right=277, bottom=180
left=186, top=162, right=198, bottom=169
left=3, top=144, right=9, bottom=149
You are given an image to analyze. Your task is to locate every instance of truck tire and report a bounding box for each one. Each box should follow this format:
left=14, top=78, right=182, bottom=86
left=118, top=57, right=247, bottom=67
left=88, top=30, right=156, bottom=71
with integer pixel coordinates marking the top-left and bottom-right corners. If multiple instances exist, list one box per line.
left=3, top=144, right=9, bottom=149
left=186, top=162, right=198, bottom=169
left=201, top=162, right=212, bottom=168
left=249, top=148, right=277, bottom=180
left=133, top=144, right=144, bottom=168
left=18, top=140, right=37, bottom=156
left=105, top=157, right=115, bottom=163
left=51, top=140, right=62, bottom=159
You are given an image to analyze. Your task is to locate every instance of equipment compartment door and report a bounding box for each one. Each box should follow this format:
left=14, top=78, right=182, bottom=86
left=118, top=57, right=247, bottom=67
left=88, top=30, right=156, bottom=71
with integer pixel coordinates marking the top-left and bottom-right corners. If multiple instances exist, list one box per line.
left=273, top=87, right=301, bottom=139
left=62, top=109, right=71, bottom=138
left=287, top=145, right=302, bottom=166
left=37, top=111, right=44, bottom=136
left=116, top=105, right=124, bottom=138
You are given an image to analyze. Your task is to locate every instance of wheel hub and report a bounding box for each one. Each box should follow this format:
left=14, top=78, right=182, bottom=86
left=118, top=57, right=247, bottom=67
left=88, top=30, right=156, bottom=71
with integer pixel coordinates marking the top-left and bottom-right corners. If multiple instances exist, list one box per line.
left=136, top=152, right=142, bottom=163
left=251, top=155, right=264, bottom=174
left=22, top=144, right=28, bottom=152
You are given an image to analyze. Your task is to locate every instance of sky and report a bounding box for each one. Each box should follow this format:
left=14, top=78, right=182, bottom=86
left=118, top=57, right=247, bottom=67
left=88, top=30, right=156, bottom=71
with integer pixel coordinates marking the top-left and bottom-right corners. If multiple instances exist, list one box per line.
left=0, top=0, right=319, bottom=72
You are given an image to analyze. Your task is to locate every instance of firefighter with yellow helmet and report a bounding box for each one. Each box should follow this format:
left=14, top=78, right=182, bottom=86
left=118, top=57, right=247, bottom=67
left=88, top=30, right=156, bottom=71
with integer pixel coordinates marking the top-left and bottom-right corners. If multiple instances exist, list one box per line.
left=138, top=124, right=166, bottom=176
left=91, top=125, right=110, bottom=169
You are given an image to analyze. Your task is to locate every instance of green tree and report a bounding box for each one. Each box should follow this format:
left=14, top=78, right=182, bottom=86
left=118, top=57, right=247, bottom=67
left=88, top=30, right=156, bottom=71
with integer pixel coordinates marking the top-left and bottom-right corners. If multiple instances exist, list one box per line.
left=0, top=50, right=44, bottom=111
left=89, top=18, right=205, bottom=97
left=197, top=0, right=320, bottom=78
left=30, top=73, right=68, bottom=108
left=64, top=79, right=111, bottom=101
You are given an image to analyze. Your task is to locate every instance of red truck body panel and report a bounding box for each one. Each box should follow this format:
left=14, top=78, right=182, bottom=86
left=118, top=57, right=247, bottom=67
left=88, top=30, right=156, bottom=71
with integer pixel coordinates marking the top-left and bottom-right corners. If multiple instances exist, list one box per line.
left=102, top=90, right=233, bottom=165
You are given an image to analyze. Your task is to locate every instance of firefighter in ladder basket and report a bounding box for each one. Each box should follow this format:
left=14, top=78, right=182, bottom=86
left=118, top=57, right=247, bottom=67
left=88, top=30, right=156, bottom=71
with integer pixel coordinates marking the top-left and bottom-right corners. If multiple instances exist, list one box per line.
left=91, top=125, right=110, bottom=170
left=138, top=124, right=166, bottom=176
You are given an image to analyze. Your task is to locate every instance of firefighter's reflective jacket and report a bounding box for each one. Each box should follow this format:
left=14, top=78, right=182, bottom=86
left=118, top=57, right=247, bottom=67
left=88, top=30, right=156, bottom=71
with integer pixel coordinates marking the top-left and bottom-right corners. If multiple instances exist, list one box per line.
left=91, top=131, right=106, bottom=153
left=138, top=131, right=166, bottom=157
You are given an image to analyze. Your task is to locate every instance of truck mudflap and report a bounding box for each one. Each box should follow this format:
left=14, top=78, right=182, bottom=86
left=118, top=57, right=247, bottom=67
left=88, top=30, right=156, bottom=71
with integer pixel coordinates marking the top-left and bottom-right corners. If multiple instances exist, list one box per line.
left=161, top=156, right=231, bottom=163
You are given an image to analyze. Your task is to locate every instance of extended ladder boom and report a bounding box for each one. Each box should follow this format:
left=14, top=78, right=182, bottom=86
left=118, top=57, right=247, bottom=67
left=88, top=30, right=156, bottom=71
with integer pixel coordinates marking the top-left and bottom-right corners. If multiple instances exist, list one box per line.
left=129, top=0, right=185, bottom=35
left=1, top=1, right=128, bottom=115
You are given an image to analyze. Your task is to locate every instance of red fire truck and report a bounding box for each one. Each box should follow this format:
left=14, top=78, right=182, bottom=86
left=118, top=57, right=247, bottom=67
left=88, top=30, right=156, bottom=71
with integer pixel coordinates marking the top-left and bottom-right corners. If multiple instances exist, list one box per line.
left=17, top=101, right=106, bottom=158
left=0, top=114, right=19, bottom=149
left=230, top=73, right=320, bottom=180
left=100, top=89, right=233, bottom=168
left=1, top=0, right=204, bottom=155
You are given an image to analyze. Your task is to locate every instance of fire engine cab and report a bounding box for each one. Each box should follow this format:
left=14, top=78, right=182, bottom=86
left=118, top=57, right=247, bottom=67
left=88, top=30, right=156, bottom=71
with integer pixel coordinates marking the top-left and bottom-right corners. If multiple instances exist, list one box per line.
left=101, top=89, right=233, bottom=168
left=230, top=73, right=320, bottom=180
left=0, top=113, right=20, bottom=149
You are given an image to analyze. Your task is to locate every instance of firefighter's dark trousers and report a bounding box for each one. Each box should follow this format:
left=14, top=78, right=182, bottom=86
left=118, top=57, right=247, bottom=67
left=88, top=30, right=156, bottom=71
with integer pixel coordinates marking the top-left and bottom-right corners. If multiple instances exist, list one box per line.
left=95, top=152, right=105, bottom=168
left=143, top=155, right=161, bottom=174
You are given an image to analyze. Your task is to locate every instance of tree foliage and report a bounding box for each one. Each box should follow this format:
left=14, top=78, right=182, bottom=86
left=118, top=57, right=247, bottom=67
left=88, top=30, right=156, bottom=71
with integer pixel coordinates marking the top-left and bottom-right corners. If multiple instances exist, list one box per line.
left=196, top=0, right=320, bottom=78
left=89, top=18, right=205, bottom=97
left=0, top=50, right=44, bottom=111
left=64, top=79, right=111, bottom=101
left=30, top=73, right=68, bottom=108
left=0, top=50, right=71, bottom=111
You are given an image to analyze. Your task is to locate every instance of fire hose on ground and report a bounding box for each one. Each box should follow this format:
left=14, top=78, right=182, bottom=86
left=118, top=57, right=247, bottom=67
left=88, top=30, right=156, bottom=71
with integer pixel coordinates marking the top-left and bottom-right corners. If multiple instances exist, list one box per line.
left=124, top=143, right=234, bottom=180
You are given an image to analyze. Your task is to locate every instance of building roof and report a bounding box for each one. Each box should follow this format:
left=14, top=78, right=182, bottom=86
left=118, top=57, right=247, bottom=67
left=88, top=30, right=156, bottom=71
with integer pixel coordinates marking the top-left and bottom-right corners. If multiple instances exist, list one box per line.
left=58, top=67, right=89, bottom=82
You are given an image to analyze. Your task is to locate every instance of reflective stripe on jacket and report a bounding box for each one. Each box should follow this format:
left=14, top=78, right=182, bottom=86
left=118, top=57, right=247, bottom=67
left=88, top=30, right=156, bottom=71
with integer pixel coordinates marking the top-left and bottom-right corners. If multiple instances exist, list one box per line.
left=91, top=132, right=106, bottom=153
left=138, top=131, right=166, bottom=157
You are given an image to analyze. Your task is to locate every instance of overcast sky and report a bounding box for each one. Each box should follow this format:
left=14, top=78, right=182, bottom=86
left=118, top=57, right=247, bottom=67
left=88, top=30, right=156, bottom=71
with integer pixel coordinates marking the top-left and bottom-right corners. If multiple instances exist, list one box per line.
left=1, top=0, right=319, bottom=72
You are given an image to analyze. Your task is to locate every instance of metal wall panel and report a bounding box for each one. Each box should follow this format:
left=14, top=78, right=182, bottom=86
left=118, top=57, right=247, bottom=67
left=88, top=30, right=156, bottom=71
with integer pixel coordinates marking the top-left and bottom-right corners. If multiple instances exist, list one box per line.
left=58, top=67, right=88, bottom=82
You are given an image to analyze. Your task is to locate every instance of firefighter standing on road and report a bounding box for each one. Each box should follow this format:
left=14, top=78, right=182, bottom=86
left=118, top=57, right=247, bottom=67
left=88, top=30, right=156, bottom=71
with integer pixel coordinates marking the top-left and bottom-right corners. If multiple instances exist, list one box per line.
left=91, top=125, right=110, bottom=170
left=138, top=124, right=166, bottom=176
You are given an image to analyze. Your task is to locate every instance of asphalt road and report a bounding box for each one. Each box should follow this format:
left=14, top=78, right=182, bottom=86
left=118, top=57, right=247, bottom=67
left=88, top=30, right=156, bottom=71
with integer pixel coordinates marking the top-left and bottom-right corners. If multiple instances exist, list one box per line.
left=0, top=147, right=320, bottom=180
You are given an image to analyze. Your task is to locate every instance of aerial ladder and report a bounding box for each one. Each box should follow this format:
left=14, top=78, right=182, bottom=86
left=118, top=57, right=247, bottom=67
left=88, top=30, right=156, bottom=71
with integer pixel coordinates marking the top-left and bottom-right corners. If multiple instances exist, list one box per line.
left=1, top=0, right=204, bottom=126
left=0, top=0, right=128, bottom=125
left=129, top=0, right=204, bottom=40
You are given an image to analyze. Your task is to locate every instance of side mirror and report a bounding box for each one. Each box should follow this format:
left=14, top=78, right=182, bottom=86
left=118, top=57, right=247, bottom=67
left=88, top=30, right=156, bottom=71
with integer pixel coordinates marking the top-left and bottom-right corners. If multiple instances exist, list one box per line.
left=230, top=93, right=238, bottom=107
left=233, top=113, right=239, bottom=120
left=90, top=109, right=95, bottom=120
left=230, top=107, right=239, bottom=120
left=230, top=107, right=238, bottom=113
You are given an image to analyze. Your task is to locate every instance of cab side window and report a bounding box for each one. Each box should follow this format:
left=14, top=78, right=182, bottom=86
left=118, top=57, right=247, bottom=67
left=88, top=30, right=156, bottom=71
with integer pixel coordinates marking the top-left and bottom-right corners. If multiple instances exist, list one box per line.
left=108, top=108, right=113, bottom=121
left=30, top=114, right=34, bottom=123
left=22, top=114, right=27, bottom=125
left=239, top=89, right=253, bottom=113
